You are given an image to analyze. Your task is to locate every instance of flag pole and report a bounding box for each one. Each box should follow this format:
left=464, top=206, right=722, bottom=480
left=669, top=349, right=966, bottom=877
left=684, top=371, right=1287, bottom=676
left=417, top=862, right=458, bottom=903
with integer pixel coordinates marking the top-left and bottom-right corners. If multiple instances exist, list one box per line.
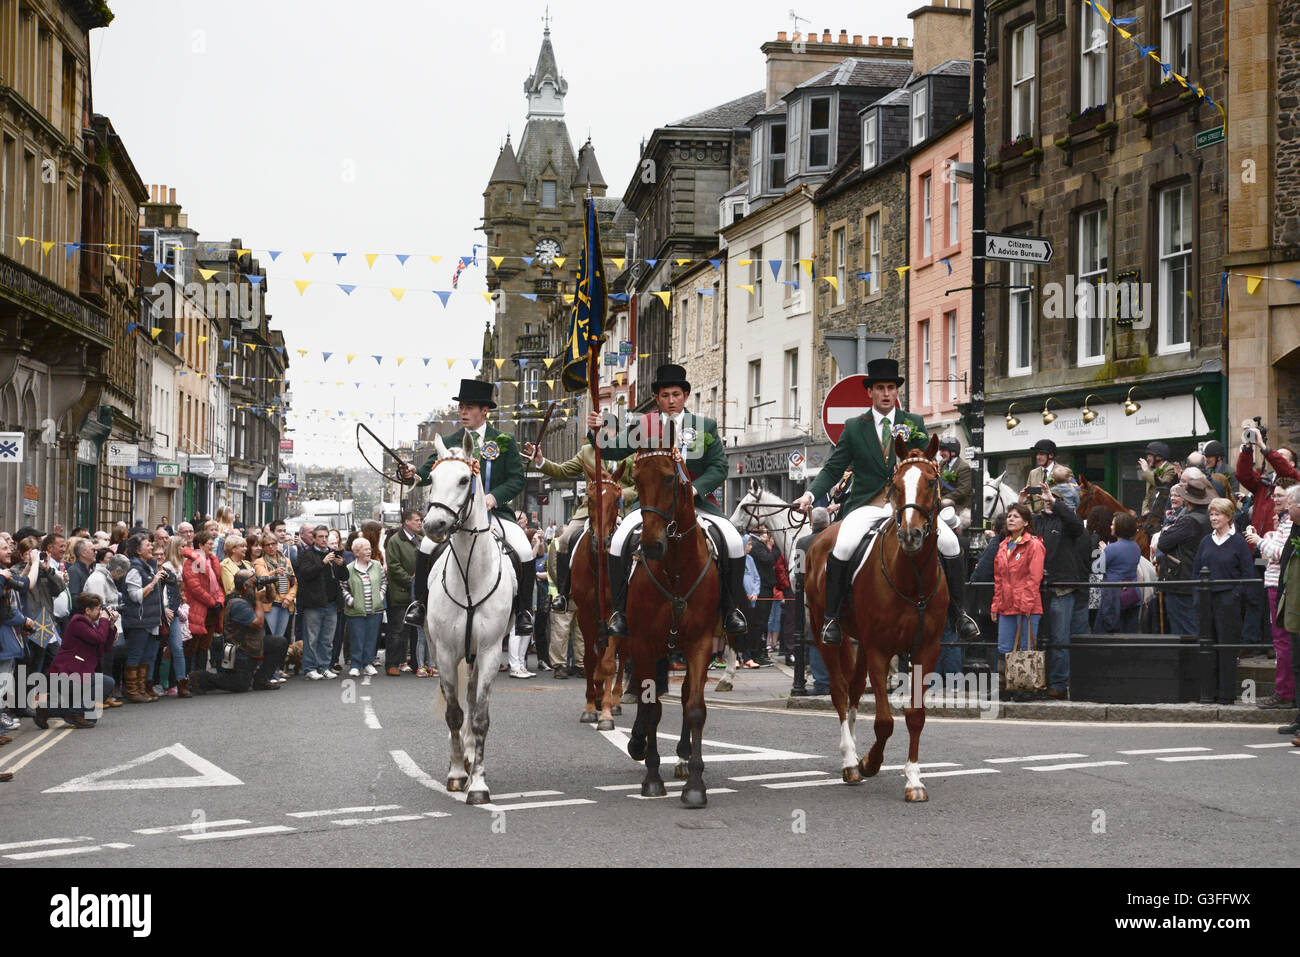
left=585, top=190, right=609, bottom=641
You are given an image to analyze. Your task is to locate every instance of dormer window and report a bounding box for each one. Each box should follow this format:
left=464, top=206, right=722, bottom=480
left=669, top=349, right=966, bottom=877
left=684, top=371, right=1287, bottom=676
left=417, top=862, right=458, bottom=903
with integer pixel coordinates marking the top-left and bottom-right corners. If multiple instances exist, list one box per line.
left=808, top=95, right=832, bottom=169
left=862, top=112, right=878, bottom=169
left=911, top=84, right=928, bottom=145
left=768, top=121, right=787, bottom=191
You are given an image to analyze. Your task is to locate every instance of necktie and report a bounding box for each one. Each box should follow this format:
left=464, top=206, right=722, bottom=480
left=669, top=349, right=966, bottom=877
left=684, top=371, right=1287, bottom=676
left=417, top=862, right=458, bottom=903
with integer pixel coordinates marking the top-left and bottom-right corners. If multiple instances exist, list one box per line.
left=880, top=417, right=890, bottom=461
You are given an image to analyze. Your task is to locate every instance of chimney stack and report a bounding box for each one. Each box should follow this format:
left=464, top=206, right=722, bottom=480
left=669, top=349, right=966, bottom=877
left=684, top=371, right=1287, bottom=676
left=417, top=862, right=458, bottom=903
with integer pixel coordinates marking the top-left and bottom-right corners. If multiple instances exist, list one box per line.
left=869, top=35, right=878, bottom=45
left=838, top=30, right=848, bottom=43
left=777, top=30, right=787, bottom=40
left=882, top=36, right=893, bottom=45
left=908, top=0, right=971, bottom=76
left=169, top=187, right=176, bottom=204
left=853, top=34, right=863, bottom=44
left=822, top=28, right=832, bottom=42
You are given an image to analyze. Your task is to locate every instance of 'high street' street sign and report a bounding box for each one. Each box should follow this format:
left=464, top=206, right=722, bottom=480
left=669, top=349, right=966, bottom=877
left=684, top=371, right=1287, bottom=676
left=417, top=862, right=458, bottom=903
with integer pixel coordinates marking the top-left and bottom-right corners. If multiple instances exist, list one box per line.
left=985, top=233, right=1054, bottom=264
left=1196, top=126, right=1224, bottom=149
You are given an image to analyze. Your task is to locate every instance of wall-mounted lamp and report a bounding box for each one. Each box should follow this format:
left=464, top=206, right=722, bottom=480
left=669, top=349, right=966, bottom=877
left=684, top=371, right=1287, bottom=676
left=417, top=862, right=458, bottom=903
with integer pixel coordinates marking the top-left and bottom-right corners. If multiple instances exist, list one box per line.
left=1005, top=402, right=1021, bottom=431
left=1042, top=397, right=1061, bottom=426
left=1081, top=394, right=1099, bottom=424
left=1124, top=386, right=1143, bottom=417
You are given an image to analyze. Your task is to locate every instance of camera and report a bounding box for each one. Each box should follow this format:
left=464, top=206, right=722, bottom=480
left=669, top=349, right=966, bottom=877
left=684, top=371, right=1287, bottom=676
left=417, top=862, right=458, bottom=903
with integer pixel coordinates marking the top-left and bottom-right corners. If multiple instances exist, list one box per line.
left=254, top=574, right=277, bottom=589
left=158, top=568, right=177, bottom=585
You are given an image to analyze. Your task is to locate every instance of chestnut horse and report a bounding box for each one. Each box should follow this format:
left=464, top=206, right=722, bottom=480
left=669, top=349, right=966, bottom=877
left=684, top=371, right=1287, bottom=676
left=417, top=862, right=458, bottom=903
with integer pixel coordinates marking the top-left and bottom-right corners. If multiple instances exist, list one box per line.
left=571, top=460, right=629, bottom=731
left=625, top=435, right=721, bottom=807
left=805, top=433, right=948, bottom=802
left=1077, top=475, right=1150, bottom=557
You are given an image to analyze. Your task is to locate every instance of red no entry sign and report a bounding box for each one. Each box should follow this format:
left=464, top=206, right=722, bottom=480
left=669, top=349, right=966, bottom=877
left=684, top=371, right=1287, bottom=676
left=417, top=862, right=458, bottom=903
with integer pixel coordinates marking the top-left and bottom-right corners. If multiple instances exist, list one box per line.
left=821, top=375, right=872, bottom=444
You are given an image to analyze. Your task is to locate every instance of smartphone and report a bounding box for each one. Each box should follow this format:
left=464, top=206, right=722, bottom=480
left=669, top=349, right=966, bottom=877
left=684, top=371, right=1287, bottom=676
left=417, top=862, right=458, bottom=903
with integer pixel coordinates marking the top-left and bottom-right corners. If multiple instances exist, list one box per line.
left=1025, top=486, right=1042, bottom=496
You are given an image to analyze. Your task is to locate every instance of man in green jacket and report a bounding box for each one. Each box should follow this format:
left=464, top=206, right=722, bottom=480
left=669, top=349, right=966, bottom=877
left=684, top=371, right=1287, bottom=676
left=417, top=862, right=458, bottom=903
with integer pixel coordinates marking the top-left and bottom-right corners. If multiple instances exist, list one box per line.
left=520, top=439, right=636, bottom=609
left=585, top=364, right=748, bottom=640
left=795, top=358, right=979, bottom=644
left=382, top=509, right=421, bottom=674
left=398, top=379, right=536, bottom=636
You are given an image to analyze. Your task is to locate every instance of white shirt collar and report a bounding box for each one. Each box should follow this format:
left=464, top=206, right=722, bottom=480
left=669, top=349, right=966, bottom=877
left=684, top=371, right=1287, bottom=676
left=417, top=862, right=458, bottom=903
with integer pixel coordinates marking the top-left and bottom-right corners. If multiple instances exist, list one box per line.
left=871, top=407, right=895, bottom=429
left=1212, top=528, right=1233, bottom=545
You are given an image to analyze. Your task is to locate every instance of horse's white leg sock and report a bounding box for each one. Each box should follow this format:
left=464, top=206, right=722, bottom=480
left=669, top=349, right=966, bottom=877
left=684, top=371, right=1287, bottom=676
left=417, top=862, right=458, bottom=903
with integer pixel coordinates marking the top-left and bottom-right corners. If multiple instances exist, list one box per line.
left=831, top=504, right=893, bottom=560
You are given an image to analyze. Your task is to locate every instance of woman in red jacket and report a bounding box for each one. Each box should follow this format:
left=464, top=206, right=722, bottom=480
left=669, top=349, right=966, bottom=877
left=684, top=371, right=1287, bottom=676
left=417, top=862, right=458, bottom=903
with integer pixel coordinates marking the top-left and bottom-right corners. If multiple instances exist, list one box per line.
left=36, top=592, right=118, bottom=728
left=183, top=531, right=224, bottom=672
left=991, top=503, right=1046, bottom=657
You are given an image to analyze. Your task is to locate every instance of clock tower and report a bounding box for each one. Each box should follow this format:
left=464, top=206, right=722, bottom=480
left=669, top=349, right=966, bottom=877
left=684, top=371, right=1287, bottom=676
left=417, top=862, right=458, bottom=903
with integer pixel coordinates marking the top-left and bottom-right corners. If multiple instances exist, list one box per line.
left=480, top=20, right=626, bottom=483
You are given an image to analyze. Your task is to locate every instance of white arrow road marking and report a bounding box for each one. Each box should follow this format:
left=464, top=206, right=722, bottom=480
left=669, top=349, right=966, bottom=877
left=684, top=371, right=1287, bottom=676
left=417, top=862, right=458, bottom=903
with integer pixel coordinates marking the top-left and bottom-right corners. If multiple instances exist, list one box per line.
left=4, top=842, right=132, bottom=861
left=179, top=825, right=296, bottom=842
left=0, top=836, right=93, bottom=852
left=595, top=724, right=821, bottom=762
left=134, top=820, right=250, bottom=835
left=43, top=744, right=243, bottom=793
left=287, top=805, right=402, bottom=818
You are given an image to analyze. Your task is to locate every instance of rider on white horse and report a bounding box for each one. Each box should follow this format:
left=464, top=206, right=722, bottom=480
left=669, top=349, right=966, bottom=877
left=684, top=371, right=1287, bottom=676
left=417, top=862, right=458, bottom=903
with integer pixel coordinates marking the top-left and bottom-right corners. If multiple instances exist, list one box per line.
left=794, top=357, right=980, bottom=645
left=399, top=378, right=537, bottom=636
left=585, top=363, right=749, bottom=640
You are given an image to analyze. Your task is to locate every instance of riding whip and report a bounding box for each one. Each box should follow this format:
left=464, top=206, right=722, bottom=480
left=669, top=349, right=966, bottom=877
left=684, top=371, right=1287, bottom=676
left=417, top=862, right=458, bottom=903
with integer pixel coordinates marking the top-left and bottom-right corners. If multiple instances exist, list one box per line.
left=356, top=422, right=416, bottom=486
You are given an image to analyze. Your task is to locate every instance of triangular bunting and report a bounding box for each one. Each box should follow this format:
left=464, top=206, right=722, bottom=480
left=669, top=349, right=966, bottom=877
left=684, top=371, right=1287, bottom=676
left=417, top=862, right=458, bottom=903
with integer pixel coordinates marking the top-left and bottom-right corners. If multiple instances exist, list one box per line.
left=741, top=284, right=755, bottom=295
left=489, top=256, right=504, bottom=269
left=197, top=268, right=218, bottom=281
left=611, top=258, right=625, bottom=271
left=365, top=254, right=379, bottom=269
left=1246, top=276, right=1263, bottom=295
left=434, top=291, right=452, bottom=307
left=332, top=252, right=346, bottom=263
left=769, top=260, right=783, bottom=281
left=446, top=358, right=456, bottom=369
left=653, top=291, right=670, bottom=307
left=269, top=250, right=282, bottom=261
left=494, top=358, right=506, bottom=370
left=302, top=252, right=315, bottom=263
left=552, top=257, right=567, bottom=268
left=389, top=288, right=406, bottom=301
left=522, top=293, right=538, bottom=302
left=338, top=284, right=357, bottom=295
left=294, top=279, right=311, bottom=295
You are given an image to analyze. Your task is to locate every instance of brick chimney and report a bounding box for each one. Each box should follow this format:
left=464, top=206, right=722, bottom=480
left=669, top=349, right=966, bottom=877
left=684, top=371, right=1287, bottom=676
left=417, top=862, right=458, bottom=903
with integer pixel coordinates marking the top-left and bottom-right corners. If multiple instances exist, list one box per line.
left=908, top=0, right=972, bottom=76
left=761, top=25, right=914, bottom=107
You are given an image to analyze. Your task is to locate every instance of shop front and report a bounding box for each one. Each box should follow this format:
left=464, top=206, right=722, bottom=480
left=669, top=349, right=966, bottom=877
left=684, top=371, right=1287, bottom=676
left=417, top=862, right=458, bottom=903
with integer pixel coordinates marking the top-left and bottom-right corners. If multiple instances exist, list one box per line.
left=226, top=472, right=253, bottom=524
left=725, top=440, right=832, bottom=514
left=985, top=382, right=1221, bottom=514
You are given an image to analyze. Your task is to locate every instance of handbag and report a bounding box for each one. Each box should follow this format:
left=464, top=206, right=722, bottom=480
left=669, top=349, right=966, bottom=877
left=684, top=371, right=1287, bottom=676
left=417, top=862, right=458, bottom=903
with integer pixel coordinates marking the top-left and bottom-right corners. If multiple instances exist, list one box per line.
left=1004, top=615, right=1046, bottom=692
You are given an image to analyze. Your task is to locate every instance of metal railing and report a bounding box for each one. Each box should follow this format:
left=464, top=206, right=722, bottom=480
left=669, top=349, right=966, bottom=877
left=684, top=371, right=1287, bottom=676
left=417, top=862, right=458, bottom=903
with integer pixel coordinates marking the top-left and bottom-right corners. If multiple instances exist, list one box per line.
left=787, top=568, right=1272, bottom=705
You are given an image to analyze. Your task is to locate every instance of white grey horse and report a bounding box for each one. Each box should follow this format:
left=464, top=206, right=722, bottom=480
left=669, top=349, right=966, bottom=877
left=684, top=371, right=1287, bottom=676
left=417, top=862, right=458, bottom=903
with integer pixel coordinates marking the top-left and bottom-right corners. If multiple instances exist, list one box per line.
left=981, top=471, right=1020, bottom=528
left=423, top=431, right=516, bottom=805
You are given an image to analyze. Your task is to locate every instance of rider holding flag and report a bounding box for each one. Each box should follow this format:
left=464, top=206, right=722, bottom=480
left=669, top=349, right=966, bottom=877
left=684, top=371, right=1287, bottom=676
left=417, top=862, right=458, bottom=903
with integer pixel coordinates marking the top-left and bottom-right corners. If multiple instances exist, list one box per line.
left=794, top=358, right=979, bottom=645
left=398, top=379, right=536, bottom=637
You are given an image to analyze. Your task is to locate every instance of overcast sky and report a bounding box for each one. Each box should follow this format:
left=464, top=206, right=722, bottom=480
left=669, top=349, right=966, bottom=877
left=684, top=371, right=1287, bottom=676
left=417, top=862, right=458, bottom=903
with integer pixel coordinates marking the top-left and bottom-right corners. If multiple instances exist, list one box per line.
left=91, top=0, right=916, bottom=466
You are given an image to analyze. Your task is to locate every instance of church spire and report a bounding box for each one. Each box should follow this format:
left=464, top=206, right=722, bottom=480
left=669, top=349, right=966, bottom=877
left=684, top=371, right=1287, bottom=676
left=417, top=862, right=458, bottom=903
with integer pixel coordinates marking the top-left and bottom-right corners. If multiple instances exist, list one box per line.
left=524, top=21, right=567, bottom=120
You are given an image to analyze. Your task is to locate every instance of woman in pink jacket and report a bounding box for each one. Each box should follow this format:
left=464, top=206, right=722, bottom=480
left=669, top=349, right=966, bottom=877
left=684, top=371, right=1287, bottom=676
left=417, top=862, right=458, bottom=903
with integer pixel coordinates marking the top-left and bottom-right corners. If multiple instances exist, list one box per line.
left=991, top=502, right=1046, bottom=656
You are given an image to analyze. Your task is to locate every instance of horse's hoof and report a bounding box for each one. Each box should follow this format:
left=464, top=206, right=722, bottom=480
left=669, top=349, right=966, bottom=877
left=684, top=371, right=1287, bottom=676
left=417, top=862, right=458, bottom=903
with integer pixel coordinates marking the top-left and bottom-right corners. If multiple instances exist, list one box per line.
left=611, top=705, right=622, bottom=716
left=859, top=756, right=882, bottom=778
left=628, top=736, right=647, bottom=762
left=905, top=785, right=929, bottom=803
left=596, top=718, right=615, bottom=731
left=621, top=691, right=637, bottom=704
left=842, top=766, right=864, bottom=785
left=446, top=778, right=467, bottom=793
left=641, top=778, right=667, bottom=798
left=579, top=710, right=598, bottom=724
left=465, top=789, right=491, bottom=806
left=674, top=761, right=690, bottom=780
left=681, top=788, right=707, bottom=809
left=714, top=678, right=732, bottom=693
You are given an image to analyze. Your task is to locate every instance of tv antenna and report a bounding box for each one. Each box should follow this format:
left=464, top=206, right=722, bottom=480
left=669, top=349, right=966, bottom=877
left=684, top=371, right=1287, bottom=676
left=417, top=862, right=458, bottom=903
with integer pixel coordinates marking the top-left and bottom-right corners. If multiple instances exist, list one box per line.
left=788, top=9, right=810, bottom=36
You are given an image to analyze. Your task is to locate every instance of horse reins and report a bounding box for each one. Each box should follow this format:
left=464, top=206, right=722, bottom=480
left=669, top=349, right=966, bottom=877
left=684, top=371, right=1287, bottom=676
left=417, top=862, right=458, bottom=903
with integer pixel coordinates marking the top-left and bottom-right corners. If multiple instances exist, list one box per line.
left=633, top=449, right=711, bottom=645
left=740, top=500, right=809, bottom=542
left=426, top=455, right=503, bottom=665
left=878, top=454, right=944, bottom=664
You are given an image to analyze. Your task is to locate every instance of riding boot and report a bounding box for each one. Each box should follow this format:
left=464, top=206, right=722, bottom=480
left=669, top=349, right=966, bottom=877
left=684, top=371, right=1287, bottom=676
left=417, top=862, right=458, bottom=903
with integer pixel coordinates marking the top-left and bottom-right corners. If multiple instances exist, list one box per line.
left=607, top=550, right=633, bottom=637
left=551, top=547, right=572, bottom=611
left=403, top=547, right=434, bottom=627
left=719, top=555, right=749, bottom=638
left=514, top=551, right=535, bottom=636
left=821, top=555, right=853, bottom=646
left=941, top=553, right=981, bottom=641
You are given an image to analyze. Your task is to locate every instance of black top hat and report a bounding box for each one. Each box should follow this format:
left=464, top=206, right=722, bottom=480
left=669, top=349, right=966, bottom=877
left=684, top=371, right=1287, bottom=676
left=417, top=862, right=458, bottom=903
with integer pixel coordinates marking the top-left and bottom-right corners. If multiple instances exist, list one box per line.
left=651, top=364, right=691, bottom=394
left=452, top=378, right=496, bottom=409
left=862, top=357, right=904, bottom=388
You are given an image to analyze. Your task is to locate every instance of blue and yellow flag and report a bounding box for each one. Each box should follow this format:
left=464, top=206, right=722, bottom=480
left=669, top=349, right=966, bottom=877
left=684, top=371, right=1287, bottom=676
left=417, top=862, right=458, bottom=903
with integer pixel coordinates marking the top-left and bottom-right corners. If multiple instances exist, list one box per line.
left=561, top=197, right=606, bottom=392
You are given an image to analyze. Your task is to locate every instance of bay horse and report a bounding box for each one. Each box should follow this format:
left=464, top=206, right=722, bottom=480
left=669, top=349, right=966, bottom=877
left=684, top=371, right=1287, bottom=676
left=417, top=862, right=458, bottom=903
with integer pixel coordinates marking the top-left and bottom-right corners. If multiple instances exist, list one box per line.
left=1077, top=475, right=1150, bottom=557
left=625, top=430, right=721, bottom=807
left=804, top=433, right=947, bottom=802
left=571, top=460, right=629, bottom=730
left=422, top=431, right=515, bottom=805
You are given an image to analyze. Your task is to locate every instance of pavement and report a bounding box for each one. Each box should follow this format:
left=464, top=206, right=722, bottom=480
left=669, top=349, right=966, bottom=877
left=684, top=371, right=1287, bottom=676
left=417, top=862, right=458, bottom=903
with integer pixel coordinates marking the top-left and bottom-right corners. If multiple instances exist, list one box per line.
left=3, top=652, right=1298, bottom=868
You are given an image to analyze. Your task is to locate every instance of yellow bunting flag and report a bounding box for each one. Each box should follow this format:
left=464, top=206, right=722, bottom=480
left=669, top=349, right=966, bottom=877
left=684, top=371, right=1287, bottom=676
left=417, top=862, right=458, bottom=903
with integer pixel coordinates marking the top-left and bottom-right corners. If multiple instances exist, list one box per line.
left=895, top=266, right=910, bottom=279
left=236, top=249, right=250, bottom=258
left=247, top=343, right=257, bottom=352
left=552, top=257, right=566, bottom=268
left=16, top=236, right=31, bottom=246
left=365, top=254, right=379, bottom=269
left=198, top=268, right=218, bottom=281
left=821, top=276, right=838, bottom=291
left=543, top=357, right=556, bottom=369
left=346, top=354, right=357, bottom=364
left=799, top=258, right=815, bottom=277
left=294, top=279, right=311, bottom=295
left=489, top=256, right=504, bottom=269
left=741, top=284, right=755, bottom=295
left=479, top=292, right=492, bottom=302
left=41, top=241, right=55, bottom=255
left=430, top=255, right=442, bottom=264
left=611, top=258, right=625, bottom=271
left=396, top=357, right=406, bottom=366
left=738, top=259, right=752, bottom=267
left=302, top=252, right=315, bottom=263
left=1246, top=276, right=1263, bottom=295
left=676, top=258, right=691, bottom=266
left=110, top=254, right=124, bottom=263
left=653, top=291, right=671, bottom=307
left=494, top=358, right=506, bottom=370
left=563, top=294, right=574, bottom=304
left=198, top=336, right=209, bottom=345
left=297, top=349, right=309, bottom=357
left=446, top=358, right=456, bottom=369
left=150, top=327, right=162, bottom=340
left=390, top=288, right=406, bottom=302
left=1116, top=26, right=1131, bottom=39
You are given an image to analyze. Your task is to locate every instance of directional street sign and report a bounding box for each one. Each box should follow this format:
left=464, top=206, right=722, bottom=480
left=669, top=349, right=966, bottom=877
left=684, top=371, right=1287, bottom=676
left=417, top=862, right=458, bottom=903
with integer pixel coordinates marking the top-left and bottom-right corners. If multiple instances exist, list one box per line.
left=985, top=233, right=1054, bottom=264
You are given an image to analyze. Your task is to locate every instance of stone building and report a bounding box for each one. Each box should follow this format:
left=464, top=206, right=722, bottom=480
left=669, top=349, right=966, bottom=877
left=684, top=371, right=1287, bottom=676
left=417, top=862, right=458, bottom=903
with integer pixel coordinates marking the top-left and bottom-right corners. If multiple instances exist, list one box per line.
left=1224, top=0, right=1300, bottom=445
left=0, top=0, right=114, bottom=533
left=668, top=255, right=726, bottom=427
left=982, top=0, right=1227, bottom=505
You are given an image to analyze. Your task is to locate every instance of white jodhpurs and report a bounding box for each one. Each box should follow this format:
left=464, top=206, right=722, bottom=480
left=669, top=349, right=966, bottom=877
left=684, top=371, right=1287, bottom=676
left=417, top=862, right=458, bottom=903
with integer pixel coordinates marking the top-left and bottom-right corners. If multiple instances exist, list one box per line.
left=831, top=503, right=962, bottom=560
left=489, top=514, right=534, bottom=563
left=610, top=507, right=745, bottom=559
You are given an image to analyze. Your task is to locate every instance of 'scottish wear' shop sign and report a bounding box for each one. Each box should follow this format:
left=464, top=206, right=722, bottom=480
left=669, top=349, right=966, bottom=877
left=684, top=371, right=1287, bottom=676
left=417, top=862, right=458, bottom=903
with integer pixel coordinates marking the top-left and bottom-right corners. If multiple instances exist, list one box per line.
left=984, top=395, right=1202, bottom=454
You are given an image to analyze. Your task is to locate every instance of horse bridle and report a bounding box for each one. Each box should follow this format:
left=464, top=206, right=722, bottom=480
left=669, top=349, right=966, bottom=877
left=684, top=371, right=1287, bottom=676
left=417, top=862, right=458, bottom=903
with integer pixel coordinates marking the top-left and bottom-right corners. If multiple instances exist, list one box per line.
left=633, top=448, right=710, bottom=643
left=635, top=449, right=697, bottom=543
left=586, top=474, right=625, bottom=549
left=986, top=472, right=1010, bottom=524
left=877, top=454, right=944, bottom=664
left=424, top=455, right=490, bottom=541
left=884, top=454, right=941, bottom=541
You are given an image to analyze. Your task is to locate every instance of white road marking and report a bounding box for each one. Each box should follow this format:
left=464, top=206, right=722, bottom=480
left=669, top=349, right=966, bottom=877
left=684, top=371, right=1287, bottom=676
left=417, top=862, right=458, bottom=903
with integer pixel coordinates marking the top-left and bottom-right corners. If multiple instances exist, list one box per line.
left=596, top=781, right=687, bottom=791
left=919, top=768, right=1001, bottom=778
left=287, top=805, right=402, bottom=819
left=0, top=836, right=93, bottom=852
left=0, top=729, right=53, bottom=768
left=1156, top=753, right=1256, bottom=763
left=628, top=789, right=736, bottom=800
left=1244, top=742, right=1295, bottom=749
left=487, top=790, right=563, bottom=801
left=1026, top=761, right=1129, bottom=771
left=728, top=770, right=830, bottom=782
left=390, top=749, right=449, bottom=795
left=331, top=814, right=427, bottom=827
left=761, top=763, right=960, bottom=789
left=479, top=798, right=597, bottom=811
left=361, top=697, right=382, bottom=729
left=5, top=728, right=73, bottom=772
left=4, top=842, right=132, bottom=861
left=594, top=724, right=820, bottom=762
left=1118, top=747, right=1212, bottom=755
left=43, top=743, right=243, bottom=792
left=134, top=820, right=250, bottom=835
left=984, top=753, right=1088, bottom=763
left=179, top=825, right=296, bottom=842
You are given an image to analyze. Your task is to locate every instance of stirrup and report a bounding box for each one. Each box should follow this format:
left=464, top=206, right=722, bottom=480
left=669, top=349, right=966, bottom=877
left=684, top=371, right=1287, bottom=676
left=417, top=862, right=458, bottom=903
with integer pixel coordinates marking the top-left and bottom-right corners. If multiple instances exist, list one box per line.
left=821, top=617, right=843, bottom=646
left=403, top=601, right=426, bottom=627
left=608, top=611, right=628, bottom=637
left=723, top=608, right=748, bottom=637
left=515, top=610, right=534, bottom=636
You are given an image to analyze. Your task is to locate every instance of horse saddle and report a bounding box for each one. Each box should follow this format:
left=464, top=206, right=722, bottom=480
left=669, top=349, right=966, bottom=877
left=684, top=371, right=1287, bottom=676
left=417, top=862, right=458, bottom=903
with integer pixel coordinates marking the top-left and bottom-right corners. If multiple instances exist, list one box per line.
left=845, top=514, right=890, bottom=587
left=627, top=522, right=722, bottom=582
